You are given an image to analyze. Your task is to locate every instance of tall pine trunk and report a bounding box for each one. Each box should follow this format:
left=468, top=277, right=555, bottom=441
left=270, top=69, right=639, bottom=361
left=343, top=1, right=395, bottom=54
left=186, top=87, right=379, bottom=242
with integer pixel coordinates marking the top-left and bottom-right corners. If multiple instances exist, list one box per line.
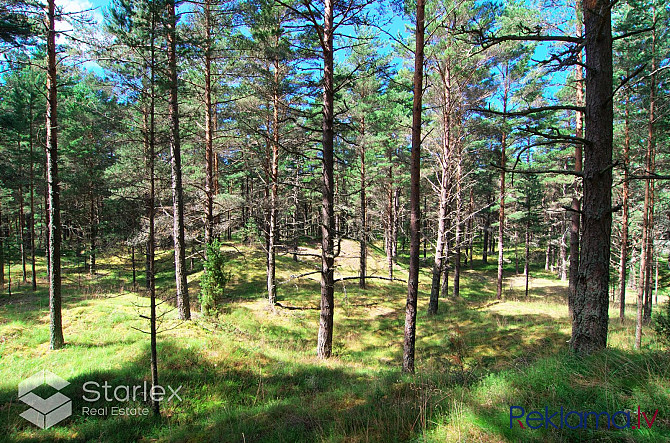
left=359, top=119, right=367, bottom=289
left=571, top=0, right=613, bottom=354
left=267, top=56, right=280, bottom=305
left=496, top=90, right=508, bottom=300
left=618, top=100, right=630, bottom=322
left=167, top=0, right=190, bottom=320
left=429, top=66, right=452, bottom=313
left=203, top=0, right=214, bottom=247
left=317, top=0, right=335, bottom=359
left=46, top=0, right=64, bottom=350
left=147, top=13, right=159, bottom=415
left=403, top=0, right=425, bottom=374
left=453, top=141, right=462, bottom=298
left=18, top=166, right=26, bottom=284
left=29, top=93, right=37, bottom=291
left=642, top=15, right=656, bottom=325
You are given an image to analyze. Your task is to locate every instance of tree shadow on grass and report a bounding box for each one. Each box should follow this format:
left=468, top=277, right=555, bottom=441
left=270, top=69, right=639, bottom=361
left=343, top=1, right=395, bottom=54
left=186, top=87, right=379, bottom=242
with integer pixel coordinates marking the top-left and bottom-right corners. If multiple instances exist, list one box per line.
left=0, top=339, right=472, bottom=442
left=460, top=349, right=670, bottom=442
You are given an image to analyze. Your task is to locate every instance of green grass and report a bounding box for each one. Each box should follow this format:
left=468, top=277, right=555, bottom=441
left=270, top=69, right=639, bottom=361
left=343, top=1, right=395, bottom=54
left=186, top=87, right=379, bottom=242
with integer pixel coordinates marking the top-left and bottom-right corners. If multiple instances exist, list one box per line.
left=0, top=240, right=668, bottom=442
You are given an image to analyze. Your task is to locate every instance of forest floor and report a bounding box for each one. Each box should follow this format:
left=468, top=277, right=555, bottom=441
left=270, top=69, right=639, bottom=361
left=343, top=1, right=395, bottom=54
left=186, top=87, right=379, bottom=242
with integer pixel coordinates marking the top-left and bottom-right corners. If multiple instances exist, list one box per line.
left=0, top=239, right=669, bottom=442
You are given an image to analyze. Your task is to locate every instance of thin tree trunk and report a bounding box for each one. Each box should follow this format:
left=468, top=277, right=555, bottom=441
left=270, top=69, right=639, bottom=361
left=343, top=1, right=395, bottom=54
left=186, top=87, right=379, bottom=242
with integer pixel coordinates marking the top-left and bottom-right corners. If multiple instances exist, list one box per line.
left=148, top=11, right=159, bottom=415
left=393, top=188, right=399, bottom=260
left=204, top=0, right=214, bottom=247
left=317, top=0, right=335, bottom=359
left=143, top=109, right=151, bottom=291
left=525, top=192, right=530, bottom=298
left=496, top=90, right=508, bottom=300
left=643, top=16, right=656, bottom=324
left=571, top=0, right=613, bottom=354
left=483, top=203, right=489, bottom=263
left=46, top=0, right=64, bottom=349
left=18, top=163, right=26, bottom=283
left=403, top=0, right=425, bottom=374
left=359, top=118, right=367, bottom=289
left=267, top=56, right=280, bottom=305
left=654, top=253, right=658, bottom=305
left=467, top=188, right=474, bottom=268
left=89, top=195, right=97, bottom=275
left=636, top=12, right=656, bottom=343
left=423, top=196, right=427, bottom=259
left=167, top=0, right=190, bottom=320
left=132, top=246, right=136, bottom=288
left=428, top=172, right=448, bottom=313
left=453, top=136, right=462, bottom=298
left=386, top=158, right=394, bottom=279
left=618, top=101, right=630, bottom=322
left=559, top=222, right=567, bottom=281
left=429, top=65, right=452, bottom=312
left=545, top=229, right=551, bottom=271
left=29, top=94, right=37, bottom=291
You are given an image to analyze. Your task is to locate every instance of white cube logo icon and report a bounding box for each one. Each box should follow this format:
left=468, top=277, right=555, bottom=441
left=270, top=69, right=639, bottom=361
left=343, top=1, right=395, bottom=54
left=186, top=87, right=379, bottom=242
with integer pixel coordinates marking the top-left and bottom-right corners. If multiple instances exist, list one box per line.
left=18, top=370, right=72, bottom=429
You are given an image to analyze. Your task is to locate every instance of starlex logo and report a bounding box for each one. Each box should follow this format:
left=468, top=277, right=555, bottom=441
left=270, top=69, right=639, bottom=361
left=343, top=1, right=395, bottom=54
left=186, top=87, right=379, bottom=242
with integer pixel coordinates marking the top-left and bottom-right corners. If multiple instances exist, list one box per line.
left=18, top=370, right=72, bottom=429
left=510, top=405, right=659, bottom=431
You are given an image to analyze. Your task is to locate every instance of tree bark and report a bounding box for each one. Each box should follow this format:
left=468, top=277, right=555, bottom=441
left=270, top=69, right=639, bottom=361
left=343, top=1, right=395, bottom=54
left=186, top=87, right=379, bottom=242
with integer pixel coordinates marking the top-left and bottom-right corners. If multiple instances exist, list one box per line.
left=525, top=188, right=530, bottom=298
left=29, top=92, right=37, bottom=291
left=496, top=89, right=508, bottom=300
left=18, top=164, right=26, bottom=284
left=89, top=194, right=97, bottom=275
left=403, top=0, right=425, bottom=374
left=642, top=14, right=656, bottom=325
left=148, top=11, right=159, bottom=415
left=559, top=222, right=567, bottom=281
left=571, top=0, right=613, bottom=354
left=618, top=101, right=630, bottom=323
left=204, top=0, right=214, bottom=247
left=482, top=200, right=489, bottom=263
left=428, top=167, right=449, bottom=314
left=317, top=0, right=335, bottom=359
left=359, top=118, right=367, bottom=289
left=46, top=0, right=64, bottom=350
left=453, top=139, right=462, bottom=298
left=167, top=0, right=190, bottom=320
left=429, top=65, right=452, bottom=313
left=267, top=55, right=280, bottom=305
left=386, top=156, right=394, bottom=279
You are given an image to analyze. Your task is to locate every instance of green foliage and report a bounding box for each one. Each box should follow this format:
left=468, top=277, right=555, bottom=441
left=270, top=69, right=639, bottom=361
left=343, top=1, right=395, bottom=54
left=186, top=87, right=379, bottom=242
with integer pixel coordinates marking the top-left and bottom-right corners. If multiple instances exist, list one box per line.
left=653, top=300, right=670, bottom=347
left=199, top=239, right=230, bottom=315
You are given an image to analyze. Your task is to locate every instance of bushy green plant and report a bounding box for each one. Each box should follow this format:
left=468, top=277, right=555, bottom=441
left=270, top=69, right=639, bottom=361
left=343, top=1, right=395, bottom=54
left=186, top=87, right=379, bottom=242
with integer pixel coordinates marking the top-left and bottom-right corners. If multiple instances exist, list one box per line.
left=199, top=239, right=230, bottom=316
left=653, top=300, right=670, bottom=346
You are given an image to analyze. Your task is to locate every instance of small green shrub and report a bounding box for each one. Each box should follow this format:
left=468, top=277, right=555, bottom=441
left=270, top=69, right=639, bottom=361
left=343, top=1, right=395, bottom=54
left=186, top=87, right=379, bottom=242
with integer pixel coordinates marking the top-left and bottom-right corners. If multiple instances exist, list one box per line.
left=653, top=300, right=670, bottom=346
left=199, top=239, right=230, bottom=316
